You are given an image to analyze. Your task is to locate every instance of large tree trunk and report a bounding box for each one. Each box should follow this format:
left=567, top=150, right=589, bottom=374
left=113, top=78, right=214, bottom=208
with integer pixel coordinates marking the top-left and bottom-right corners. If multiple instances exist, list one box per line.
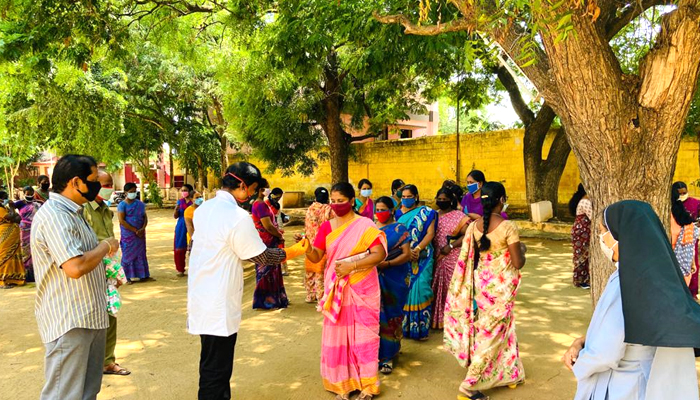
left=320, top=51, right=350, bottom=183
left=195, top=155, right=205, bottom=192
left=540, top=11, right=700, bottom=302
left=169, top=146, right=174, bottom=189
left=496, top=66, right=572, bottom=218
left=377, top=0, right=700, bottom=305
left=208, top=98, right=229, bottom=178
left=524, top=125, right=571, bottom=218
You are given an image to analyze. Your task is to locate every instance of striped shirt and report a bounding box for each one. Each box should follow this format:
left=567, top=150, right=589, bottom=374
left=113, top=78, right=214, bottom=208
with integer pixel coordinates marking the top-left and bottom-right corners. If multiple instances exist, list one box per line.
left=31, top=193, right=108, bottom=343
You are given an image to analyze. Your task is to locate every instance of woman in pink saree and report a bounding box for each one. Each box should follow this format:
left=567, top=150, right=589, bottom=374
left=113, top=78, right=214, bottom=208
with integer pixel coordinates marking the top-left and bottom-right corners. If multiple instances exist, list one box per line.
left=303, top=182, right=387, bottom=400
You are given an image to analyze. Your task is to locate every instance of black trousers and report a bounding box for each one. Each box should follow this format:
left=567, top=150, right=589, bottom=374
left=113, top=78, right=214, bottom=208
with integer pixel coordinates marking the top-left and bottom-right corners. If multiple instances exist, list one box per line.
left=199, top=333, right=237, bottom=400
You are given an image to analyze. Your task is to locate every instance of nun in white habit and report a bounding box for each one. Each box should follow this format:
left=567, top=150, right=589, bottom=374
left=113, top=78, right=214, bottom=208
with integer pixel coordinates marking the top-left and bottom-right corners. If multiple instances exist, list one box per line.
left=562, top=200, right=700, bottom=400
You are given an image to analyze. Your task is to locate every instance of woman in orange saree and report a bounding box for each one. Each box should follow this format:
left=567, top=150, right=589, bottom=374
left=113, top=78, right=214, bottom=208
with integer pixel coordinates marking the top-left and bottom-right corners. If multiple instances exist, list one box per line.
left=304, top=182, right=387, bottom=400
left=0, top=195, right=26, bottom=288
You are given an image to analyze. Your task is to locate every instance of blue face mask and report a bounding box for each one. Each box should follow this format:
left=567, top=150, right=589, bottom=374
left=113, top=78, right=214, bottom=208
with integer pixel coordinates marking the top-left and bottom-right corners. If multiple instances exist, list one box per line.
left=402, top=198, right=416, bottom=208
left=194, top=198, right=204, bottom=206
left=467, top=183, right=480, bottom=194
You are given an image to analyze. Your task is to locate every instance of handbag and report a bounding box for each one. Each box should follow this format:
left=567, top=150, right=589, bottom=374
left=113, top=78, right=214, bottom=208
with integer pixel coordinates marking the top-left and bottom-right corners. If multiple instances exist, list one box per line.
left=385, top=246, right=403, bottom=261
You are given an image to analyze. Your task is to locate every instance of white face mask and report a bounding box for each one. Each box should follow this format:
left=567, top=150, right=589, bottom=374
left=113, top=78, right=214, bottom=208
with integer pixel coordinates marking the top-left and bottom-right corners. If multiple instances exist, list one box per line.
left=361, top=189, right=372, bottom=198
left=127, top=192, right=138, bottom=200
left=502, top=203, right=509, bottom=213
left=599, top=231, right=618, bottom=263
left=99, top=187, right=114, bottom=200
left=680, top=194, right=689, bottom=202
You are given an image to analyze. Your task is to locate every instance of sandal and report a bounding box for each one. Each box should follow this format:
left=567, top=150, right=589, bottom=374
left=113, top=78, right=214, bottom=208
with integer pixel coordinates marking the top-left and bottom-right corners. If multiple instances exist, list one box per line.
left=358, top=393, right=373, bottom=400
left=508, top=380, right=524, bottom=389
left=379, top=362, right=393, bottom=375
left=103, top=363, right=131, bottom=376
left=334, top=394, right=350, bottom=400
left=139, top=277, right=156, bottom=282
left=457, top=391, right=489, bottom=400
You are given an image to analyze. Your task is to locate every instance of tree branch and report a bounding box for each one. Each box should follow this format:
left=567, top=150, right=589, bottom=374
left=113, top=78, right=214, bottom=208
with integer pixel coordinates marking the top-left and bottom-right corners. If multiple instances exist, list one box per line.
left=603, top=0, right=668, bottom=40
left=495, top=64, right=535, bottom=127
left=373, top=12, right=476, bottom=35
left=492, top=27, right=562, bottom=108
left=544, top=125, right=572, bottom=167
left=348, top=131, right=383, bottom=142
left=374, top=11, right=560, bottom=107
left=638, top=0, right=700, bottom=114
left=126, top=112, right=166, bottom=131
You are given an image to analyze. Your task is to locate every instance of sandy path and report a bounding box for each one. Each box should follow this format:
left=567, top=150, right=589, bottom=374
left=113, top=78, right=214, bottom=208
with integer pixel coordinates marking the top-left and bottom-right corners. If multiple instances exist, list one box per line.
left=0, top=208, right=623, bottom=399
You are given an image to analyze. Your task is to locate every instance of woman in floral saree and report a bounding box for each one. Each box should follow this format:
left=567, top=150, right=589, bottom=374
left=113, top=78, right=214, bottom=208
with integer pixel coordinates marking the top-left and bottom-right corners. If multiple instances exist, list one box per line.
left=304, top=182, right=387, bottom=400
left=395, top=184, right=436, bottom=340
left=444, top=182, right=526, bottom=400
left=304, top=187, right=334, bottom=303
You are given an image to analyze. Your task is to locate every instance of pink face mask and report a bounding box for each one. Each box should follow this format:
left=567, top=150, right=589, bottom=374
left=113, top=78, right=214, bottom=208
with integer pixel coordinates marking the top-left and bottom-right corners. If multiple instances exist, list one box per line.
left=181, top=191, right=190, bottom=199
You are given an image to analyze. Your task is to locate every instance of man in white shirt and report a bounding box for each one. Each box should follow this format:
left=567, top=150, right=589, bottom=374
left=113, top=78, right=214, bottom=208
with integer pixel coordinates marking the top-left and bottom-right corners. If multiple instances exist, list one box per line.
left=187, top=162, right=288, bottom=400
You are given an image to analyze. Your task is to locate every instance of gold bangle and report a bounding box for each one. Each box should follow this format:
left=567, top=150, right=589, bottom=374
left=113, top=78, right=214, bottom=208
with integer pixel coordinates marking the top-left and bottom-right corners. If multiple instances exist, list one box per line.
left=102, top=240, right=112, bottom=255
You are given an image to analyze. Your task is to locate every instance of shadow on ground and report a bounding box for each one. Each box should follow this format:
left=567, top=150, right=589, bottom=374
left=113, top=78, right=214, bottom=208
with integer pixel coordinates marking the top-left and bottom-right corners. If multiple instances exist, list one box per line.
left=2, top=209, right=694, bottom=400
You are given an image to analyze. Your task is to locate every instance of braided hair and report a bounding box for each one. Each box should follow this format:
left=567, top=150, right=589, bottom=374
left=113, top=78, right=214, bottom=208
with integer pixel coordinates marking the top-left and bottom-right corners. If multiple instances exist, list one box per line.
left=479, top=181, right=506, bottom=252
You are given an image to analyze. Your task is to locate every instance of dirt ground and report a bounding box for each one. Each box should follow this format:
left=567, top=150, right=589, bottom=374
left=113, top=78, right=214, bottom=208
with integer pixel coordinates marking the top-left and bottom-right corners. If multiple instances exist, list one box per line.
left=0, top=208, right=687, bottom=400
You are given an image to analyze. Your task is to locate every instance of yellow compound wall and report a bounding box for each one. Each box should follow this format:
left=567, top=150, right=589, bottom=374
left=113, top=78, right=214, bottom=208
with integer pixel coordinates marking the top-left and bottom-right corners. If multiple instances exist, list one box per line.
left=216, top=129, right=700, bottom=208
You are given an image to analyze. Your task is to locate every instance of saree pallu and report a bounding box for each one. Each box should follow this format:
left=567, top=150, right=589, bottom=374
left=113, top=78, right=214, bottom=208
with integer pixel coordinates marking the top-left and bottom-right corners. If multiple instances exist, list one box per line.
left=432, top=210, right=467, bottom=329
left=252, top=210, right=289, bottom=310
left=0, top=209, right=25, bottom=286
left=320, top=217, right=387, bottom=396
left=572, top=214, right=591, bottom=287
left=444, top=222, right=524, bottom=393
left=398, top=206, right=437, bottom=340
left=378, top=223, right=411, bottom=365
left=355, top=198, right=374, bottom=219
left=19, top=202, right=39, bottom=282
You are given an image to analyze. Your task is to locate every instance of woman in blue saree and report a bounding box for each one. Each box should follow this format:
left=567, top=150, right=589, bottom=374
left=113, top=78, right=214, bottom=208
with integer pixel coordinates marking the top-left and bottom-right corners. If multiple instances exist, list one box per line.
left=374, top=196, right=413, bottom=374
left=395, top=184, right=437, bottom=340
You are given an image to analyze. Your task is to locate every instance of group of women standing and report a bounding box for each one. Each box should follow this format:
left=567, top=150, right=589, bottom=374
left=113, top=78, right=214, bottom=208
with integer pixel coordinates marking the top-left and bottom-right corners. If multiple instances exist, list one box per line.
left=297, top=170, right=527, bottom=400
left=569, top=180, right=700, bottom=298
left=0, top=176, right=53, bottom=288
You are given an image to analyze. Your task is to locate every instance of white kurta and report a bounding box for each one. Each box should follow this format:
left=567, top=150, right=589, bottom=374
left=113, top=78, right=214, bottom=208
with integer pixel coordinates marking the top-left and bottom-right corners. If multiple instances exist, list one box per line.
left=573, top=268, right=698, bottom=400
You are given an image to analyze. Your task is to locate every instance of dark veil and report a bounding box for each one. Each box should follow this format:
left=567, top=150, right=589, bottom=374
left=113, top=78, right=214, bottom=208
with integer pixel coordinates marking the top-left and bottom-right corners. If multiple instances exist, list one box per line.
left=605, top=200, right=700, bottom=349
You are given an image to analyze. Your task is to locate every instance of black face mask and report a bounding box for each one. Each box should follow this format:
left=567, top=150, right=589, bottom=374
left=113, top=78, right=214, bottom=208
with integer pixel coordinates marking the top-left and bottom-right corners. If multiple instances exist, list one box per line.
left=25, top=196, right=34, bottom=202
left=40, top=183, right=50, bottom=191
left=78, top=178, right=102, bottom=202
left=436, top=200, right=452, bottom=210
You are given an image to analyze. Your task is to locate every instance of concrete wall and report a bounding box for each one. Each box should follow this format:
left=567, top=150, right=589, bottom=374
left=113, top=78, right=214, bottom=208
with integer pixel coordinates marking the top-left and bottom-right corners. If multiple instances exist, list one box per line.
left=224, top=129, right=700, bottom=209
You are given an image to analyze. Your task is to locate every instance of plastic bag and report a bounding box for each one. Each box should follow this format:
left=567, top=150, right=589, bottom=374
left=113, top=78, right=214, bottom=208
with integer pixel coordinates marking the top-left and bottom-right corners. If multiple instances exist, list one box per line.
left=104, top=256, right=127, bottom=316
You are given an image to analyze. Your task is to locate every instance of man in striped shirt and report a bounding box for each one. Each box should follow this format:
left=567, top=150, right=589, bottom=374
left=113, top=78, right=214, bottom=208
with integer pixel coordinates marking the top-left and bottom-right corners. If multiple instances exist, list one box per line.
left=31, top=155, right=119, bottom=400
